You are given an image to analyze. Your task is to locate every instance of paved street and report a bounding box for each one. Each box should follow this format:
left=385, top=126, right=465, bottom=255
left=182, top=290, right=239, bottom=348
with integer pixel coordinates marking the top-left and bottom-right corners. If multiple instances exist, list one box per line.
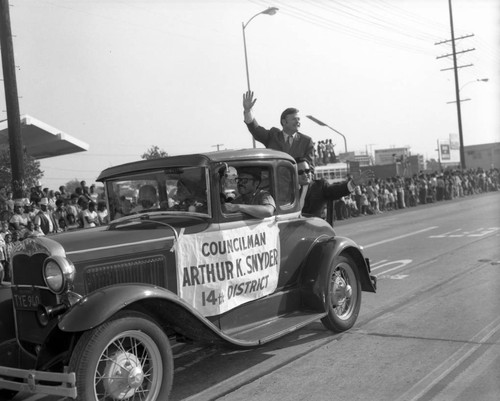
left=12, top=191, right=500, bottom=401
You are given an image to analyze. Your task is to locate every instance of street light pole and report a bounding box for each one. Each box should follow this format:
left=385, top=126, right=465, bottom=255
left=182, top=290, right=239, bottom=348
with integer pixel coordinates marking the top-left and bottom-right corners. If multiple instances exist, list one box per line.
left=306, top=115, right=348, bottom=154
left=242, top=7, right=278, bottom=148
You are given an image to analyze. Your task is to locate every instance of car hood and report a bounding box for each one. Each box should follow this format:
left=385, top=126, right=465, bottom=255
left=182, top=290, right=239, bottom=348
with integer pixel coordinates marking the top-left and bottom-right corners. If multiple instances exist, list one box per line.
left=49, top=215, right=210, bottom=263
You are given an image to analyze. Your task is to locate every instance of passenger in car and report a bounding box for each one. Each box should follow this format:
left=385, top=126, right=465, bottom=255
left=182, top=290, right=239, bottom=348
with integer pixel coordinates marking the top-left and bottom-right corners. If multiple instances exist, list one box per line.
left=296, top=158, right=373, bottom=218
left=132, top=185, right=159, bottom=213
left=223, top=167, right=276, bottom=219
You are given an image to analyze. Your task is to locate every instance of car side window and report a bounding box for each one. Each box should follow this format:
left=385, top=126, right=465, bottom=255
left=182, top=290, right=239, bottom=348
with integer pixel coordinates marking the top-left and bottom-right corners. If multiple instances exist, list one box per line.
left=276, top=165, right=295, bottom=206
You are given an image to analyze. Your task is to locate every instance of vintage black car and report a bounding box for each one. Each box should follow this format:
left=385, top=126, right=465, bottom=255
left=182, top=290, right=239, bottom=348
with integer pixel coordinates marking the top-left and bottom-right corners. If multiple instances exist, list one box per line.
left=0, top=149, right=376, bottom=400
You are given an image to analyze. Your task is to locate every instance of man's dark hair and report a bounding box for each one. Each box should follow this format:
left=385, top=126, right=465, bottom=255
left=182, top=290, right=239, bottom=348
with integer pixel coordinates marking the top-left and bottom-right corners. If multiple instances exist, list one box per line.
left=294, top=157, right=314, bottom=173
left=280, top=107, right=299, bottom=126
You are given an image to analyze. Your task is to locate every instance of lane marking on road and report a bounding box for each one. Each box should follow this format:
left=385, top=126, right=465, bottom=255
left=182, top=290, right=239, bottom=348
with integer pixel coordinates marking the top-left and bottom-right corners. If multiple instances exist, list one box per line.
left=372, top=259, right=413, bottom=278
left=395, top=316, right=500, bottom=401
left=372, top=259, right=413, bottom=273
left=468, top=227, right=499, bottom=237
left=428, top=228, right=463, bottom=238
left=383, top=274, right=409, bottom=280
left=370, top=259, right=388, bottom=267
left=429, top=227, right=500, bottom=238
left=363, top=226, right=438, bottom=249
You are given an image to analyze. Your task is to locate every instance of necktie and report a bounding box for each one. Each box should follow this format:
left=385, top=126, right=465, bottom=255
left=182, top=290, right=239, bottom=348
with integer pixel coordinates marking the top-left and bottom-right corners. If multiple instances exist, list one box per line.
left=284, top=135, right=293, bottom=152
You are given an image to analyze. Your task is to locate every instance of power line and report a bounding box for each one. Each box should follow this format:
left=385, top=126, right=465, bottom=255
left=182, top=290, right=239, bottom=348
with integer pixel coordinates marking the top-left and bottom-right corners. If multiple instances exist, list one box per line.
left=254, top=0, right=435, bottom=56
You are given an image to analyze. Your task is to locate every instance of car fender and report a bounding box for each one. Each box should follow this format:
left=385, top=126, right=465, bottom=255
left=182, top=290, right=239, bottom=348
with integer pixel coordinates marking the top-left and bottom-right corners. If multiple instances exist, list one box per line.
left=300, top=236, right=376, bottom=310
left=57, top=283, right=249, bottom=346
left=59, top=284, right=180, bottom=332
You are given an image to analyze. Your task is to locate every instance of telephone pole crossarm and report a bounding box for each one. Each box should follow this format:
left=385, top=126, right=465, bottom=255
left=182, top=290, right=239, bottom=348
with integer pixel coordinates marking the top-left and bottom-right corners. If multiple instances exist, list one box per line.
left=440, top=64, right=473, bottom=71
left=434, top=33, right=474, bottom=45
left=436, top=48, right=475, bottom=59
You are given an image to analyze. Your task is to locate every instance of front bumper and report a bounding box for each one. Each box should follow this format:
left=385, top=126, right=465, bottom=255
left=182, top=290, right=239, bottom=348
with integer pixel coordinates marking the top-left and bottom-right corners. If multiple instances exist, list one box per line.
left=0, top=366, right=77, bottom=398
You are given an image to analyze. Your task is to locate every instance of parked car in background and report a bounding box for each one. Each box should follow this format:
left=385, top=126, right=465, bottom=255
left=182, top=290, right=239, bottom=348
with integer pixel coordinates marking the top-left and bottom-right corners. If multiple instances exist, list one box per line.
left=0, top=149, right=376, bottom=400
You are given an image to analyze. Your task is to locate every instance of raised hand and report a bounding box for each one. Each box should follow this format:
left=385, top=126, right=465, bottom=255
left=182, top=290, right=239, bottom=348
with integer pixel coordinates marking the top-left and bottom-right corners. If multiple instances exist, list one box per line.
left=243, top=91, right=257, bottom=112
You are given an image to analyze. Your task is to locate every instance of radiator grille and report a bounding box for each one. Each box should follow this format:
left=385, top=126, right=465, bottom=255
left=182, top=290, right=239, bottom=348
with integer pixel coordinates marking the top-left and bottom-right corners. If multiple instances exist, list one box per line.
left=12, top=253, right=47, bottom=286
left=85, top=256, right=166, bottom=292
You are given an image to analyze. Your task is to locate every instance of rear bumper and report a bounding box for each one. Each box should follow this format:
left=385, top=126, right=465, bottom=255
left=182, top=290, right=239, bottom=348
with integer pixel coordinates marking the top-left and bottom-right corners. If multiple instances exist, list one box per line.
left=0, top=366, right=77, bottom=398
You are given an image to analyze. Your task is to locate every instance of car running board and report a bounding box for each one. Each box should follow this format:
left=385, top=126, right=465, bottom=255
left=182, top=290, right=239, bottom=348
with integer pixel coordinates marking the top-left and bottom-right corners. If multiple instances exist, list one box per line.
left=228, top=311, right=327, bottom=345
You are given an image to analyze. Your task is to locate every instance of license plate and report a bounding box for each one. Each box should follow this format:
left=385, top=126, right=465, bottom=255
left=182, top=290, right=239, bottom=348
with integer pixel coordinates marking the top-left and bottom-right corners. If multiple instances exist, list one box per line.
left=12, top=286, right=42, bottom=311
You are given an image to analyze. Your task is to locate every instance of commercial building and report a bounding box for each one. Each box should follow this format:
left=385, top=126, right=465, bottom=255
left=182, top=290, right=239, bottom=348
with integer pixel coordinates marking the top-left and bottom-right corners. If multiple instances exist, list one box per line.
left=464, top=142, right=500, bottom=170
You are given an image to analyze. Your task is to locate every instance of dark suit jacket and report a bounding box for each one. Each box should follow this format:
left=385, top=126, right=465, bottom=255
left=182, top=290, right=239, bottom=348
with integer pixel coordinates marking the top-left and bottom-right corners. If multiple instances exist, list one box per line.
left=302, top=179, right=350, bottom=218
left=36, top=211, right=59, bottom=234
left=246, top=120, right=315, bottom=167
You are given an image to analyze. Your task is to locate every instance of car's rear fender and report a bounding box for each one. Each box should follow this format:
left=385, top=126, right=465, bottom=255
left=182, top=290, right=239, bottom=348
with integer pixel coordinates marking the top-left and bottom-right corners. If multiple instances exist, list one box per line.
left=300, top=236, right=376, bottom=310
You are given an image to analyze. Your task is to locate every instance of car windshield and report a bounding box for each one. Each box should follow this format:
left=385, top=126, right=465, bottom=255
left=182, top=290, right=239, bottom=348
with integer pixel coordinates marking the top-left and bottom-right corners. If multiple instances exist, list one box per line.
left=105, top=166, right=209, bottom=220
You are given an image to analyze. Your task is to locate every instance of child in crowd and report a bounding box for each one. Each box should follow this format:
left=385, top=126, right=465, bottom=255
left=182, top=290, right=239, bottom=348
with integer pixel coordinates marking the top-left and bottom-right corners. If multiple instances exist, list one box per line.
left=97, top=201, right=109, bottom=225
left=66, top=214, right=79, bottom=230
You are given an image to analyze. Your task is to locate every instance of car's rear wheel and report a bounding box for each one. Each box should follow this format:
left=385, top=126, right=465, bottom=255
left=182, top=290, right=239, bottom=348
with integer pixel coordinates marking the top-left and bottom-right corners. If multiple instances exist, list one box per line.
left=321, top=254, right=361, bottom=332
left=69, top=311, right=173, bottom=401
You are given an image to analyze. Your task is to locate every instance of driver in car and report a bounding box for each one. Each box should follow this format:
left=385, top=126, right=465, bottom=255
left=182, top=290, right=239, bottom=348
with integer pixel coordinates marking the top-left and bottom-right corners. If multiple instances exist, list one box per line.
left=223, top=167, right=276, bottom=219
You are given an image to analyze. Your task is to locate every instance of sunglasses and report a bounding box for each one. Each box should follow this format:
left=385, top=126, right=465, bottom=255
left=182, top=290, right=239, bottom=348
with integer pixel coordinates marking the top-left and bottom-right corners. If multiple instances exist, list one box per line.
left=235, top=177, right=255, bottom=184
left=298, top=169, right=311, bottom=175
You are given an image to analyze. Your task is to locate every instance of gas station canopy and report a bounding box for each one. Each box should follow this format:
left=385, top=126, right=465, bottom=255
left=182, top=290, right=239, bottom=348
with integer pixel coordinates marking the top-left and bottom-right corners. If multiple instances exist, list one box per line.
left=0, top=115, right=89, bottom=159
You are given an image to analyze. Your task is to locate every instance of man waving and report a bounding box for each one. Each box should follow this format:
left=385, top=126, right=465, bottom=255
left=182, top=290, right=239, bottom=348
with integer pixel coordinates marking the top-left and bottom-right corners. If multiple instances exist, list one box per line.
left=243, top=91, right=315, bottom=167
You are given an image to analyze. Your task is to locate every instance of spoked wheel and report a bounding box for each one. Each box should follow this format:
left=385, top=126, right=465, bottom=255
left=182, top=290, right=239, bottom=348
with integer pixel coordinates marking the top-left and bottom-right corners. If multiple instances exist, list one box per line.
left=69, top=311, right=173, bottom=401
left=321, top=254, right=362, bottom=332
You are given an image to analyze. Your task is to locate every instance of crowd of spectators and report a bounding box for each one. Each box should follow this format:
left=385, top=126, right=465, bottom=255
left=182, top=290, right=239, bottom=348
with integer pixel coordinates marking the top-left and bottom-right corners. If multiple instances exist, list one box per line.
left=0, top=180, right=107, bottom=282
left=333, top=168, right=499, bottom=221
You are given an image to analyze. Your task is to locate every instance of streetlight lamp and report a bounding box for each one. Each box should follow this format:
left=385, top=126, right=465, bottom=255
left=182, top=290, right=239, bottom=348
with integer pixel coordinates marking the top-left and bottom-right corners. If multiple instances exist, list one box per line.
left=306, top=115, right=348, bottom=153
left=242, top=6, right=278, bottom=148
left=447, top=78, right=489, bottom=104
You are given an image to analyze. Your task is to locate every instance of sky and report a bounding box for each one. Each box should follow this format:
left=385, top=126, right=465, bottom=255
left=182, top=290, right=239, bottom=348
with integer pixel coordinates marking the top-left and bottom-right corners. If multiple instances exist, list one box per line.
left=2, top=0, right=499, bottom=189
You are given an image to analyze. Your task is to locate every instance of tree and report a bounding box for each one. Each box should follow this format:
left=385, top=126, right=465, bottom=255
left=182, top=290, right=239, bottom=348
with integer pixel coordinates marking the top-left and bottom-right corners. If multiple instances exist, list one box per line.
left=64, top=178, right=82, bottom=195
left=425, top=158, right=441, bottom=173
left=141, top=145, right=168, bottom=160
left=0, top=148, right=43, bottom=194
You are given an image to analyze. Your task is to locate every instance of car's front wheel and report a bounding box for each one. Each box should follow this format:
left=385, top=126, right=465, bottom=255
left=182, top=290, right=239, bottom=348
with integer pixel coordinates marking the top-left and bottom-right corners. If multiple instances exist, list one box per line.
left=69, top=311, right=173, bottom=401
left=321, top=254, right=362, bottom=332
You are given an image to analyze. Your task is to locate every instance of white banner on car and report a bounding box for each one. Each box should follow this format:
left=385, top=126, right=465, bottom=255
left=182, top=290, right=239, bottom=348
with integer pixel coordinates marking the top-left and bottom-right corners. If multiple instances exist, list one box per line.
left=175, top=220, right=280, bottom=316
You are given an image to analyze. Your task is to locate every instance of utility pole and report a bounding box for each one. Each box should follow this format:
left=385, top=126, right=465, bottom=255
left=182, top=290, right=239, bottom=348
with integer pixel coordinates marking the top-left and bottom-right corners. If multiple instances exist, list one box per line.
left=435, top=0, right=475, bottom=170
left=0, top=0, right=24, bottom=198
left=211, top=144, right=224, bottom=151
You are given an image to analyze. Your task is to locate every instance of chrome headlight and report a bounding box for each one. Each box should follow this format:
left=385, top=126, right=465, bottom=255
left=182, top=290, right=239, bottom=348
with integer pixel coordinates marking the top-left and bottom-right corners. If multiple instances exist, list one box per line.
left=43, top=256, right=75, bottom=294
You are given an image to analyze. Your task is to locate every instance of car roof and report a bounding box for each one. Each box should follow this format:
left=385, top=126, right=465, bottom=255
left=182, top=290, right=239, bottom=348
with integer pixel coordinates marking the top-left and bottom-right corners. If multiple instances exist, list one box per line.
left=97, top=148, right=295, bottom=181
